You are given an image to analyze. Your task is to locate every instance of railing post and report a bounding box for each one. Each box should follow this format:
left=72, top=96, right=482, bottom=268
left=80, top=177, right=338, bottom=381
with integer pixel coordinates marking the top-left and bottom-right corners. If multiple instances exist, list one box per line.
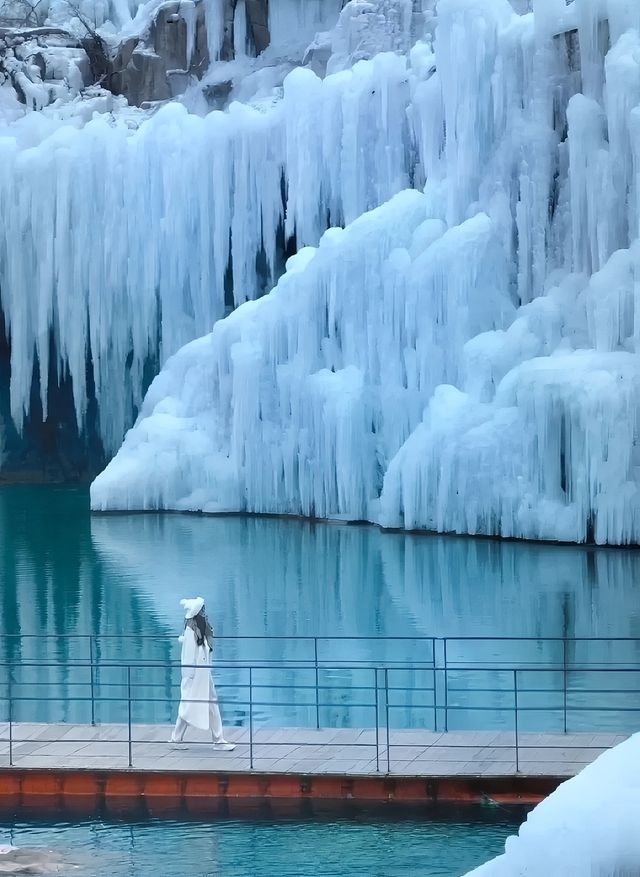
left=314, top=637, right=320, bottom=730
left=562, top=637, right=568, bottom=734
left=127, top=665, right=133, bottom=768
left=249, top=667, right=254, bottom=770
left=385, top=668, right=391, bottom=774
left=89, top=635, right=96, bottom=727
left=432, top=638, right=437, bottom=732
left=513, top=669, right=519, bottom=774
left=8, top=667, right=13, bottom=767
left=443, top=638, right=449, bottom=732
left=374, top=668, right=380, bottom=773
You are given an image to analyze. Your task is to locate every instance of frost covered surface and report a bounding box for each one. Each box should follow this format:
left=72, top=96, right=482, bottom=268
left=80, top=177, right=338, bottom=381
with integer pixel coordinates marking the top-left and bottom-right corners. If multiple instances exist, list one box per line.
left=92, top=0, right=640, bottom=544
left=463, top=733, right=640, bottom=877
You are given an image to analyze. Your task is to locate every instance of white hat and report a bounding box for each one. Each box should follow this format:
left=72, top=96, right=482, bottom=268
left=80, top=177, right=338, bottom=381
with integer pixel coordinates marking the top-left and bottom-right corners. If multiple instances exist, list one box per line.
left=180, top=597, right=205, bottom=619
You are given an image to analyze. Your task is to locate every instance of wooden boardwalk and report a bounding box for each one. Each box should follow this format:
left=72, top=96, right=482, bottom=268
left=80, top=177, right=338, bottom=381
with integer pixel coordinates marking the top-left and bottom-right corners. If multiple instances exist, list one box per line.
left=0, top=724, right=628, bottom=777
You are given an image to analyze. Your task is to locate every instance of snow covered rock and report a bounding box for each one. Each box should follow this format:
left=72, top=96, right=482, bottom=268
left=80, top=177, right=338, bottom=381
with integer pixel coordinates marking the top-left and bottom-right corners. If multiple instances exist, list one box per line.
left=0, top=27, right=92, bottom=110
left=323, top=0, right=419, bottom=75
left=464, top=733, right=640, bottom=877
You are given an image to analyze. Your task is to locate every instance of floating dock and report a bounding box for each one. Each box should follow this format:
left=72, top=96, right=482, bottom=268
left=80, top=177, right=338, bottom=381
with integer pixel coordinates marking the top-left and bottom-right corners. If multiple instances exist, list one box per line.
left=0, top=724, right=626, bottom=813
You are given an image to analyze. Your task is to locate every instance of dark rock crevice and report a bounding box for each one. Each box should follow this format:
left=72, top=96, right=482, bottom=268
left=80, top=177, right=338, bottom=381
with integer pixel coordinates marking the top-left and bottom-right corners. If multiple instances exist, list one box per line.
left=0, top=311, right=106, bottom=483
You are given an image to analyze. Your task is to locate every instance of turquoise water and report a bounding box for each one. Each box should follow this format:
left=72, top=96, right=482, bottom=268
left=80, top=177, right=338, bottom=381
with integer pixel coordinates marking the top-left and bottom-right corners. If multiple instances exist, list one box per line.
left=0, top=815, right=515, bottom=876
left=1, top=485, right=640, bottom=730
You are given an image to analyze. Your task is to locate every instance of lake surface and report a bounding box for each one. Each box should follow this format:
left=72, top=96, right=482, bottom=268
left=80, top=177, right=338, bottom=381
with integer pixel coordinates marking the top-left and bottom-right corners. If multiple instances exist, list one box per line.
left=0, top=815, right=516, bottom=877
left=1, top=485, right=639, bottom=730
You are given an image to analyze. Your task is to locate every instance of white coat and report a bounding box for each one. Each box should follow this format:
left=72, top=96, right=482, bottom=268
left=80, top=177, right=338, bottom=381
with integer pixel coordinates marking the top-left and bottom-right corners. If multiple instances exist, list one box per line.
left=178, top=625, right=214, bottom=730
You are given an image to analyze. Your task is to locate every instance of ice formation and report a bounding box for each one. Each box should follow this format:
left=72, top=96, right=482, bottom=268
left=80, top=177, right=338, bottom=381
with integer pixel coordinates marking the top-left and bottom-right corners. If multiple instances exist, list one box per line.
left=463, top=732, right=640, bottom=877
left=90, top=0, right=640, bottom=544
left=0, top=49, right=411, bottom=453
left=3, top=0, right=640, bottom=543
left=90, top=190, right=513, bottom=513
left=268, top=0, right=344, bottom=52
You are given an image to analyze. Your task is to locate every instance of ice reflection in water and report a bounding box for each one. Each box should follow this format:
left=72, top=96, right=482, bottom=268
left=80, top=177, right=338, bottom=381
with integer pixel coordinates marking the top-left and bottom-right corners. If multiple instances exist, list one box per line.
left=1, top=486, right=639, bottom=730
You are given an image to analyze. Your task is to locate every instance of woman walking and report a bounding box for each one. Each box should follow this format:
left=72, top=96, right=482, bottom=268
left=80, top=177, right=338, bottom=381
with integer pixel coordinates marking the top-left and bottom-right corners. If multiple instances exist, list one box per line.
left=171, top=597, right=235, bottom=750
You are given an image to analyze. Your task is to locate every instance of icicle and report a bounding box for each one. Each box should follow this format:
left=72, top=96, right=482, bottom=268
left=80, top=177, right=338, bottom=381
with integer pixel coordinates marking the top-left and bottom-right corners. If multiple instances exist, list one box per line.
left=204, top=0, right=225, bottom=62
left=233, top=0, right=248, bottom=58
left=267, top=0, right=343, bottom=53
left=90, top=192, right=514, bottom=518
left=0, top=50, right=421, bottom=453
left=604, top=29, right=640, bottom=252
left=181, top=0, right=197, bottom=69
left=567, top=93, right=612, bottom=274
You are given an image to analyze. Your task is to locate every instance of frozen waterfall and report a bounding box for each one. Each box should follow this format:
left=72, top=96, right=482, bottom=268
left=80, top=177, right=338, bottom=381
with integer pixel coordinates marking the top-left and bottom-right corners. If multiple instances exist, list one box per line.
left=0, top=50, right=410, bottom=455
left=90, top=190, right=511, bottom=515
left=3, top=0, right=640, bottom=543
left=91, top=0, right=640, bottom=545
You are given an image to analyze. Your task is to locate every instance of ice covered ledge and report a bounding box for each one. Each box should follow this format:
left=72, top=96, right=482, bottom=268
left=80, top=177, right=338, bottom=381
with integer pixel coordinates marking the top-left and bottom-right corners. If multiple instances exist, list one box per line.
left=463, top=733, right=640, bottom=877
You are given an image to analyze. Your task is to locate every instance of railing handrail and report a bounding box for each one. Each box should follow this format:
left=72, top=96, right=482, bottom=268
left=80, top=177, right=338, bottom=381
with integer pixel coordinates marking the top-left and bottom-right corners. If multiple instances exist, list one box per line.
left=3, top=633, right=640, bottom=642
left=0, top=655, right=634, bottom=773
left=2, top=659, right=640, bottom=672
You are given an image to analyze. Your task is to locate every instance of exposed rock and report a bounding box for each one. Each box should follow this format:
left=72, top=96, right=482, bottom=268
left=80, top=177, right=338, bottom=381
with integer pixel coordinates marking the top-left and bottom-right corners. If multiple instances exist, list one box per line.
left=110, top=0, right=209, bottom=105
left=154, top=1, right=206, bottom=70
left=202, top=75, right=232, bottom=108
left=1, top=0, right=350, bottom=110
left=111, top=34, right=138, bottom=70
left=113, top=47, right=171, bottom=102
left=245, top=0, right=269, bottom=55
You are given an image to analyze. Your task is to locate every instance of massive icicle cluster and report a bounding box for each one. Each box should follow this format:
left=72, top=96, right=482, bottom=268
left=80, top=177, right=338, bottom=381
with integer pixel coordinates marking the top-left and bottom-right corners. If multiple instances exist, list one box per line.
left=90, top=190, right=512, bottom=513
left=0, top=49, right=410, bottom=453
left=92, top=0, right=640, bottom=544
left=463, top=733, right=640, bottom=876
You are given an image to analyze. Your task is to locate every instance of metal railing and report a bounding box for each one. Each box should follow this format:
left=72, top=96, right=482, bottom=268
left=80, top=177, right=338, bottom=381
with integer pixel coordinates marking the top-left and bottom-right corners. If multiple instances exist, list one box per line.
left=3, top=631, right=640, bottom=652
left=3, top=635, right=640, bottom=719
left=0, top=652, right=638, bottom=772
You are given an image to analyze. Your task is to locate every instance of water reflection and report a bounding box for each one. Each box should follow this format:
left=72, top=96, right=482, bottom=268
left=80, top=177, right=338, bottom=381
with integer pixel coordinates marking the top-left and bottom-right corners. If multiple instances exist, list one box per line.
left=1, top=486, right=639, bottom=731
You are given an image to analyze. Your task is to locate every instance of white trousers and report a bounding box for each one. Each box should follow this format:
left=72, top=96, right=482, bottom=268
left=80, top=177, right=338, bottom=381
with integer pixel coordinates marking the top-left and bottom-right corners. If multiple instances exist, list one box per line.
left=173, top=678, right=225, bottom=743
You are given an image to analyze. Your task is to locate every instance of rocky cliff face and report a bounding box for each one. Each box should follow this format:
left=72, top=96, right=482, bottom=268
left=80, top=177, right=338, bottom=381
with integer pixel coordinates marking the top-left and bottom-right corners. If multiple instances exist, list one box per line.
left=0, top=1, right=439, bottom=110
left=109, top=5, right=210, bottom=105
left=0, top=0, right=276, bottom=111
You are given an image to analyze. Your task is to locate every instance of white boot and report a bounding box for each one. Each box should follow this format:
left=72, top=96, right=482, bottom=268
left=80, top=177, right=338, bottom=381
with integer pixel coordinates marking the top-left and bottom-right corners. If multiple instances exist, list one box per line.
left=213, top=740, right=236, bottom=751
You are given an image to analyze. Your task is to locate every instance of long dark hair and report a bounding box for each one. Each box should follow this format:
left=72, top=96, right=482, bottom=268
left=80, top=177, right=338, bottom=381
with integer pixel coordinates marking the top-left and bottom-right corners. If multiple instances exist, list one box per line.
left=186, top=607, right=214, bottom=649
left=193, top=611, right=207, bottom=645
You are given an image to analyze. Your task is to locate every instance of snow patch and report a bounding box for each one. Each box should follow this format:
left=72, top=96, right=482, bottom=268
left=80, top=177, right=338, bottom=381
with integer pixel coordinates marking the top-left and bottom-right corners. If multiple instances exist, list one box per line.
left=464, top=733, right=640, bottom=876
